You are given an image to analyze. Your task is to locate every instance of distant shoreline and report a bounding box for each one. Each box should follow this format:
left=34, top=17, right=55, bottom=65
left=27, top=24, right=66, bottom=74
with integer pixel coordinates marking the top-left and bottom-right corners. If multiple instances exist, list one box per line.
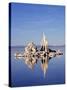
left=10, top=45, right=65, bottom=48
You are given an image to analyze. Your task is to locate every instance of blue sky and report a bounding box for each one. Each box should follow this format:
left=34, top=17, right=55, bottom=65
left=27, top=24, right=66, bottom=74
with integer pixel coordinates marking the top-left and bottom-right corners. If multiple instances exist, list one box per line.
left=10, top=3, right=65, bottom=46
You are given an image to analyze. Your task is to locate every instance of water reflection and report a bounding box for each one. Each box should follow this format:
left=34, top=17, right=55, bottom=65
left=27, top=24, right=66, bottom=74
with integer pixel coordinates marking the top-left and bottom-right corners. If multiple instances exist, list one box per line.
left=41, top=56, right=49, bottom=77
left=15, top=55, right=53, bottom=77
left=23, top=56, right=37, bottom=69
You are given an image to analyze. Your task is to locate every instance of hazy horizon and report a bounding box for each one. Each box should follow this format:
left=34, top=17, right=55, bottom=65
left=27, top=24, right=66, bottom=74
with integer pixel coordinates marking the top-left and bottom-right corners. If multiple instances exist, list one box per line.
left=11, top=44, right=65, bottom=47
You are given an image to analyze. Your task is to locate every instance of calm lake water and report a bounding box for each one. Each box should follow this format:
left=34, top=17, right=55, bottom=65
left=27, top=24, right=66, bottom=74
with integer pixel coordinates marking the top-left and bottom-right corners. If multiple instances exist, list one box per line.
left=10, top=46, right=65, bottom=87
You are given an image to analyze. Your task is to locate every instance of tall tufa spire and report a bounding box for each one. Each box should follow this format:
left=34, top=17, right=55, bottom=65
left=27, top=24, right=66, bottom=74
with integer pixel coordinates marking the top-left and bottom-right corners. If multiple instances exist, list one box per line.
left=41, top=32, right=47, bottom=46
left=41, top=32, right=48, bottom=52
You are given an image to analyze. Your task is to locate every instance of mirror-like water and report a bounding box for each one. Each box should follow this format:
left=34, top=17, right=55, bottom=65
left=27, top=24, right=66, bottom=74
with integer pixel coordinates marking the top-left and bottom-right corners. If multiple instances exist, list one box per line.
left=11, top=46, right=65, bottom=87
